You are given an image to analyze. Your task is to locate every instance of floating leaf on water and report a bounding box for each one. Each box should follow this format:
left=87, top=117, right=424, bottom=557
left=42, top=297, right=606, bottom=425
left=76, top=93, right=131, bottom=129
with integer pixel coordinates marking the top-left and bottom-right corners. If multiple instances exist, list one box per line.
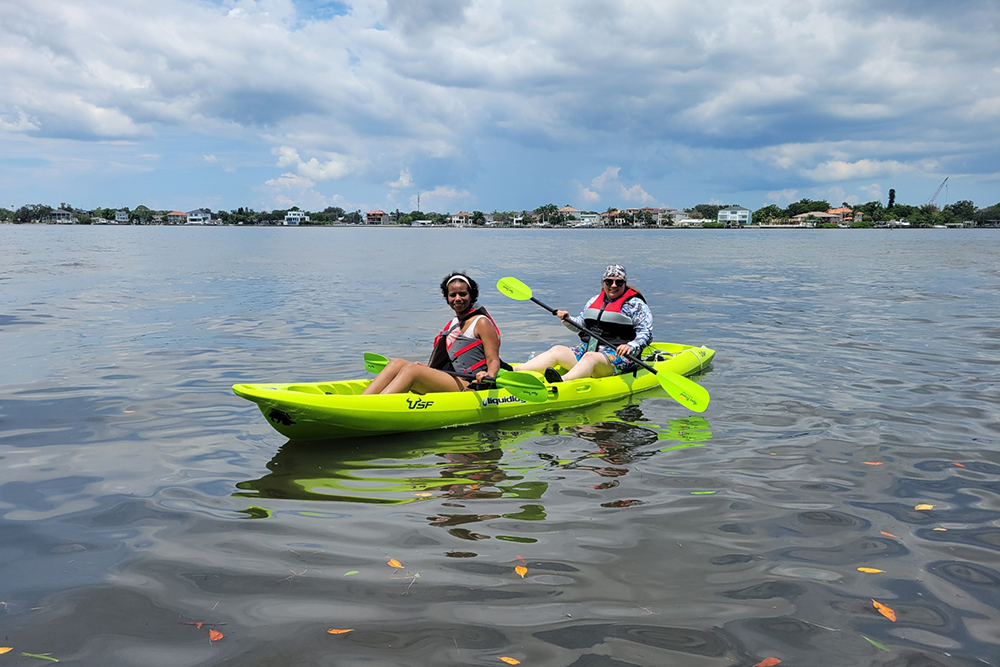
left=20, top=653, right=58, bottom=662
left=880, top=531, right=899, bottom=539
left=863, top=462, right=883, bottom=466
left=387, top=559, right=403, bottom=569
left=124, top=410, right=135, bottom=413
left=914, top=504, right=934, bottom=511
left=344, top=570, right=359, bottom=576
left=753, top=658, right=781, bottom=667
left=857, top=567, right=884, bottom=573
left=209, top=630, right=224, bottom=642
left=196, top=622, right=203, bottom=629
left=872, top=599, right=896, bottom=622
left=414, top=492, right=433, bottom=497
left=952, top=462, right=965, bottom=467
left=327, top=628, right=354, bottom=635
left=691, top=491, right=717, bottom=495
left=515, top=555, right=525, bottom=563
left=498, top=657, right=521, bottom=665
left=861, top=635, right=890, bottom=651
left=933, top=527, right=946, bottom=531
left=0, top=648, right=12, bottom=655
left=515, top=566, right=527, bottom=578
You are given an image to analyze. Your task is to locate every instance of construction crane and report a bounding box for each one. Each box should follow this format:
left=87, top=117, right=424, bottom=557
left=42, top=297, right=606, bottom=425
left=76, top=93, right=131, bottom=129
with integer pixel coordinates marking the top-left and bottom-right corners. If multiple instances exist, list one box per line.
left=927, top=177, right=949, bottom=205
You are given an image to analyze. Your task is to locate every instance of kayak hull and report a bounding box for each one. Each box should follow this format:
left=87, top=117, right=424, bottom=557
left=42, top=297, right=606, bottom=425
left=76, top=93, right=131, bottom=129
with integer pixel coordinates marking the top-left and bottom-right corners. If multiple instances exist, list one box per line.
left=233, top=343, right=714, bottom=440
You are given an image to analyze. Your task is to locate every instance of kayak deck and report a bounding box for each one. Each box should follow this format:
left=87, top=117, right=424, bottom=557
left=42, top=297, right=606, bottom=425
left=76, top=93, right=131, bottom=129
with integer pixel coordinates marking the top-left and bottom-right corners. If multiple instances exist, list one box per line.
left=233, top=343, right=714, bottom=440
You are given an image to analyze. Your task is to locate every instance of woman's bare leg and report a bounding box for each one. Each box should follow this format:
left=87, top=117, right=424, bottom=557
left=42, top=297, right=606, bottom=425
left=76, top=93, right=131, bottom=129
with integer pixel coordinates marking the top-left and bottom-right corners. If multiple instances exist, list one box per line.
left=363, top=358, right=412, bottom=394
left=562, top=351, right=615, bottom=380
left=515, top=345, right=579, bottom=373
left=381, top=364, right=465, bottom=394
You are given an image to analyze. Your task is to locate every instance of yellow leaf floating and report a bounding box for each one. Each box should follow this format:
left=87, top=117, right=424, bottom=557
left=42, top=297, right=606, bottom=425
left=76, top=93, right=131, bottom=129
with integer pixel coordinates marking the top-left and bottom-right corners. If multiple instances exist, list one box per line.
left=515, top=566, right=527, bottom=578
left=387, top=559, right=403, bottom=569
left=0, top=648, right=12, bottom=655
left=857, top=567, right=884, bottom=573
left=863, top=462, right=883, bottom=466
left=498, top=658, right=521, bottom=665
left=914, top=504, right=934, bottom=510
left=327, top=628, right=354, bottom=635
left=872, top=599, right=897, bottom=622
left=880, top=531, right=899, bottom=539
left=933, top=527, right=947, bottom=531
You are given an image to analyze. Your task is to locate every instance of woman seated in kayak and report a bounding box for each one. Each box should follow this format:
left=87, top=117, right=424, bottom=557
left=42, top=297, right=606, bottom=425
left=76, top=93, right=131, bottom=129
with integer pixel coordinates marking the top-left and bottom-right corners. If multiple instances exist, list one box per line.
left=363, top=272, right=503, bottom=395
left=516, top=264, right=652, bottom=382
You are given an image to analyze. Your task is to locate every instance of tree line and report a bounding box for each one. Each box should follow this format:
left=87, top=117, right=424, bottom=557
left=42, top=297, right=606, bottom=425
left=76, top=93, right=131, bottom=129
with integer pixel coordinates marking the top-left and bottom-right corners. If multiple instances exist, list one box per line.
left=3, top=198, right=998, bottom=227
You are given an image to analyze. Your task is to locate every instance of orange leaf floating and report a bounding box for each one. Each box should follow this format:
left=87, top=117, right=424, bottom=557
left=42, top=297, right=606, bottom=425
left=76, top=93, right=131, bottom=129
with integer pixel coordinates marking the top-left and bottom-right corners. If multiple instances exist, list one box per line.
left=857, top=567, right=884, bottom=573
left=880, top=531, right=899, bottom=539
left=515, top=566, right=527, bottom=578
left=863, top=462, right=883, bottom=466
left=872, top=599, right=896, bottom=622
left=953, top=462, right=965, bottom=467
left=195, top=622, right=203, bottom=629
left=0, top=648, right=12, bottom=655
left=327, top=628, right=354, bottom=635
left=914, top=504, right=934, bottom=510
left=754, top=659, right=781, bottom=667
left=515, top=555, right=525, bottom=563
left=498, top=658, right=521, bottom=665
left=209, top=629, right=224, bottom=641
left=387, top=559, right=403, bottom=569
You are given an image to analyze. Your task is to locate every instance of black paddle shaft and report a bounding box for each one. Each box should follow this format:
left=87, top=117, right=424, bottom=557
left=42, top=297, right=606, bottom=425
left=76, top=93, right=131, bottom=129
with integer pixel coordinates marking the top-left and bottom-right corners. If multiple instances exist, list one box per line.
left=529, top=296, right=659, bottom=375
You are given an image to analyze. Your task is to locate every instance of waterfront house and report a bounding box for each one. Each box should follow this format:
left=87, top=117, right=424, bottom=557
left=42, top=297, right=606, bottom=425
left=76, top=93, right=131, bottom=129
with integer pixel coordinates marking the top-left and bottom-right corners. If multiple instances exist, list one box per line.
left=657, top=207, right=685, bottom=226
left=827, top=207, right=853, bottom=222
left=284, top=210, right=309, bottom=225
left=717, top=205, right=752, bottom=227
left=186, top=209, right=211, bottom=225
left=791, top=211, right=840, bottom=224
left=115, top=209, right=130, bottom=224
left=167, top=211, right=187, bottom=224
left=365, top=210, right=388, bottom=225
left=558, top=206, right=582, bottom=220
left=450, top=212, right=471, bottom=225
left=46, top=209, right=76, bottom=224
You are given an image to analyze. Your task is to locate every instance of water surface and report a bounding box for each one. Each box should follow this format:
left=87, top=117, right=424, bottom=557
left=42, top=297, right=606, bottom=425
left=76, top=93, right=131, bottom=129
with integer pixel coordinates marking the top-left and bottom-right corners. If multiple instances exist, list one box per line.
left=1, top=226, right=998, bottom=666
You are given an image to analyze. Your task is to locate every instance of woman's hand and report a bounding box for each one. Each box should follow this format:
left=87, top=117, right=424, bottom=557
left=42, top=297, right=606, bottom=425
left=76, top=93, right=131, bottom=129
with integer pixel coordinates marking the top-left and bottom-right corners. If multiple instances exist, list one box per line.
left=475, top=370, right=489, bottom=383
left=555, top=310, right=569, bottom=321
left=615, top=343, right=633, bottom=358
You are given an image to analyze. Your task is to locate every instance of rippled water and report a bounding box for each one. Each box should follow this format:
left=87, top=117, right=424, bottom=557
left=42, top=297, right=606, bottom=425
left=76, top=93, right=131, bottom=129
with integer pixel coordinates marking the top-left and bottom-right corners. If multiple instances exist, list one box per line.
left=1, top=225, right=998, bottom=666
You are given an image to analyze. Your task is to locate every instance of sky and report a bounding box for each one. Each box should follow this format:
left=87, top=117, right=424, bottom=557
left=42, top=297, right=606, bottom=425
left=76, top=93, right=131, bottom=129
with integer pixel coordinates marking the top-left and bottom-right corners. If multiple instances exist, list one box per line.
left=1, top=0, right=998, bottom=214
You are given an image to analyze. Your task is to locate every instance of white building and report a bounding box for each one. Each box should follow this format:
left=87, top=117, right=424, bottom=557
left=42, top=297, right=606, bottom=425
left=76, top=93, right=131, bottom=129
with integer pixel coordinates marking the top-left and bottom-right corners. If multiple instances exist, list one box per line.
left=284, top=211, right=309, bottom=225
left=115, top=209, right=130, bottom=224
left=657, top=207, right=685, bottom=226
left=186, top=209, right=211, bottom=225
left=717, top=205, right=751, bottom=227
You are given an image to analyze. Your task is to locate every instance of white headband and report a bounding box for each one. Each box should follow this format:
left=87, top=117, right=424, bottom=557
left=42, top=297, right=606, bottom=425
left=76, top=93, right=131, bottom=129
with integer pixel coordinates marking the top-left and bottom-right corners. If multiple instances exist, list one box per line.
left=447, top=274, right=473, bottom=286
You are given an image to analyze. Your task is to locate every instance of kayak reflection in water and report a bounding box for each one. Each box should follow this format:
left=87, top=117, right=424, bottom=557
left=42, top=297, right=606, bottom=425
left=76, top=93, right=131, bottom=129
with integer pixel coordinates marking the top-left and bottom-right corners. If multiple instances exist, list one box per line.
left=515, top=264, right=653, bottom=382
left=363, top=272, right=504, bottom=395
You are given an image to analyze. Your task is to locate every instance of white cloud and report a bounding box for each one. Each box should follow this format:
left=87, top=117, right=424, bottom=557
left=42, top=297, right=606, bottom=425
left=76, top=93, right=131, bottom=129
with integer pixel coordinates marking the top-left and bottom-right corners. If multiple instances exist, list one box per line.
left=860, top=183, right=883, bottom=201
left=584, top=167, right=657, bottom=206
left=274, top=146, right=300, bottom=168
left=203, top=154, right=217, bottom=163
left=389, top=168, right=413, bottom=189
left=298, top=155, right=352, bottom=181
left=804, top=158, right=936, bottom=181
left=766, top=189, right=798, bottom=204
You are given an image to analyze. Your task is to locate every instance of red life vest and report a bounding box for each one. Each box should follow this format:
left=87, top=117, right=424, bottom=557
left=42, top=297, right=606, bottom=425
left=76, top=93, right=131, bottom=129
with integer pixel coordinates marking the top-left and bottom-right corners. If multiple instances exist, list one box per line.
left=428, top=306, right=501, bottom=374
left=580, top=288, right=643, bottom=347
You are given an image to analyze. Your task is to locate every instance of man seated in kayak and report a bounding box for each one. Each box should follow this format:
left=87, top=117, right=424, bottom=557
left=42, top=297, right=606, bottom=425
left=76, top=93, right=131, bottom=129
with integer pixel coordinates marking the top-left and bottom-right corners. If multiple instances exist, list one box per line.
left=515, top=264, right=652, bottom=382
left=363, top=272, right=503, bottom=395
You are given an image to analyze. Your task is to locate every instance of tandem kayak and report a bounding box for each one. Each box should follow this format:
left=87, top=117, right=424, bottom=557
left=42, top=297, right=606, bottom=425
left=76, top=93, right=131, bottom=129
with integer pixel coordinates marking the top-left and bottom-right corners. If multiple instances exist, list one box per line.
left=233, top=342, right=714, bottom=440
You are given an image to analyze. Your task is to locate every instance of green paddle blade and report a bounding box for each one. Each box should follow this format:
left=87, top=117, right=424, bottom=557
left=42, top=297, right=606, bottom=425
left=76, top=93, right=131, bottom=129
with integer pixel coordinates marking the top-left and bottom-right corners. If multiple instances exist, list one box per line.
left=364, top=352, right=389, bottom=374
left=654, top=369, right=710, bottom=413
left=496, top=370, right=548, bottom=403
left=496, top=276, right=533, bottom=301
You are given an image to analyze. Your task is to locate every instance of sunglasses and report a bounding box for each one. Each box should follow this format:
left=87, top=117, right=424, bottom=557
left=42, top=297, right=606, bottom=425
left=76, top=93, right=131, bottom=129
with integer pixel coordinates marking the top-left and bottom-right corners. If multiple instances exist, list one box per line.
left=603, top=278, right=625, bottom=287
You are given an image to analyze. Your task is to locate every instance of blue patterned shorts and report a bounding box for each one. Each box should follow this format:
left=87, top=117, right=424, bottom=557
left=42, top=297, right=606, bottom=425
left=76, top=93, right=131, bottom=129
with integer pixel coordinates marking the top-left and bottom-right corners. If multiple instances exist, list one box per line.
left=570, top=343, right=636, bottom=374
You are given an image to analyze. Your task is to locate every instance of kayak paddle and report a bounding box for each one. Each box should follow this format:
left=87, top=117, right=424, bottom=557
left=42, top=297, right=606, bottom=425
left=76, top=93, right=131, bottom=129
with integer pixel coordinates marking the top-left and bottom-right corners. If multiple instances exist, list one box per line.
left=495, top=276, right=710, bottom=412
left=363, top=352, right=548, bottom=403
